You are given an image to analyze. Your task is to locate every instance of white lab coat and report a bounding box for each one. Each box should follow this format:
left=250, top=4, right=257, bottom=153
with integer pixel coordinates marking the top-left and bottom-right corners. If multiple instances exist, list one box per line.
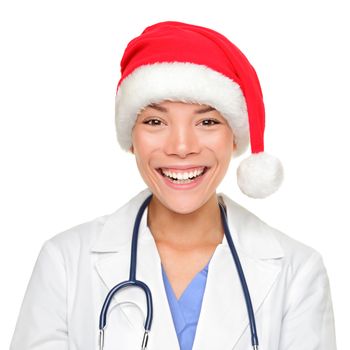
left=10, top=188, right=337, bottom=350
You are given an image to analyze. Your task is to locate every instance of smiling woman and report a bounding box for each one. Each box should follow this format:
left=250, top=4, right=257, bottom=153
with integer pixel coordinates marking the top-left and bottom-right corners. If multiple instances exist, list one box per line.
left=10, top=20, right=337, bottom=350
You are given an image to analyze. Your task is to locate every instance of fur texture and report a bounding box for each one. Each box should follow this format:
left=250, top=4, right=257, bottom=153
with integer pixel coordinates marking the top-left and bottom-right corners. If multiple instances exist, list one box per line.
left=115, top=62, right=250, bottom=157
left=237, top=152, right=284, bottom=198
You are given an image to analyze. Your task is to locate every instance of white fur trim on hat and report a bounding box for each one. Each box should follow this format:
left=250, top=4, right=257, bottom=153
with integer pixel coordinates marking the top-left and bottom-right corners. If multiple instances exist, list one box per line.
left=115, top=62, right=250, bottom=157
left=237, top=152, right=284, bottom=198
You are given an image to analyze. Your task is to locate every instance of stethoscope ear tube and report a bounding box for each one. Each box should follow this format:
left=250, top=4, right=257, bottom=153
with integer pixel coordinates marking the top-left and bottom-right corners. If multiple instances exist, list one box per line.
left=99, top=329, right=104, bottom=350
left=141, top=330, right=150, bottom=349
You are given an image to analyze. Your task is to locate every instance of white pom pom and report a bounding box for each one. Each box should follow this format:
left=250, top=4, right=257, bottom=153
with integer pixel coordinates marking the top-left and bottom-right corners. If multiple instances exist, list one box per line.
left=237, top=152, right=284, bottom=198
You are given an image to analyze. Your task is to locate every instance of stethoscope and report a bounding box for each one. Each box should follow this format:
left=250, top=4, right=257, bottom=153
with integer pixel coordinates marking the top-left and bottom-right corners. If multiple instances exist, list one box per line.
left=99, top=194, right=259, bottom=350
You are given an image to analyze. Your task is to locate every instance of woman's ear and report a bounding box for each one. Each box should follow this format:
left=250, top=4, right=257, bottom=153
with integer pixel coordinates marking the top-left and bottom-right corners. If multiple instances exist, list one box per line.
left=129, top=145, right=134, bottom=154
left=231, top=138, right=238, bottom=158
left=233, top=136, right=237, bottom=152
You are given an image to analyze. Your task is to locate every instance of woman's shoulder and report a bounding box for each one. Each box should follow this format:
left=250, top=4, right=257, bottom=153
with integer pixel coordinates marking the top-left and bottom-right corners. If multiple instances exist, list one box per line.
left=220, top=192, right=325, bottom=268
left=42, top=212, right=111, bottom=259
left=41, top=189, right=150, bottom=259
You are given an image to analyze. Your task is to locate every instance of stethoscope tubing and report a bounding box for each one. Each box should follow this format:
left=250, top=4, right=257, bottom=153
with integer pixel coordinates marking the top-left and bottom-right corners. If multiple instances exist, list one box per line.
left=99, top=195, right=154, bottom=350
left=218, top=202, right=259, bottom=348
left=99, top=194, right=259, bottom=350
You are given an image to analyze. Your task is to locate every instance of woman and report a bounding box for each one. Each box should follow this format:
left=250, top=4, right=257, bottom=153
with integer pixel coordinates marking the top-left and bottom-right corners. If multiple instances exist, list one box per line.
left=10, top=21, right=337, bottom=350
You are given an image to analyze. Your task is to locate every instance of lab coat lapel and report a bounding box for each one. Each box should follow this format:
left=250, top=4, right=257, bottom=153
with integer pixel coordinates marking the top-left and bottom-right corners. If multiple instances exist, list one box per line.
left=91, top=189, right=180, bottom=350
left=192, top=246, right=282, bottom=350
left=192, top=194, right=284, bottom=350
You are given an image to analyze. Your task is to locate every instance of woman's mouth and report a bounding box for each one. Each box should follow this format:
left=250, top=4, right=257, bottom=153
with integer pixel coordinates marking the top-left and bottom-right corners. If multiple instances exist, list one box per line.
left=156, top=166, right=209, bottom=188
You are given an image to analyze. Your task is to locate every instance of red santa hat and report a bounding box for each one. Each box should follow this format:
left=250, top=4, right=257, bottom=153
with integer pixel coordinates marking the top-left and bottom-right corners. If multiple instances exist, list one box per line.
left=115, top=21, right=284, bottom=198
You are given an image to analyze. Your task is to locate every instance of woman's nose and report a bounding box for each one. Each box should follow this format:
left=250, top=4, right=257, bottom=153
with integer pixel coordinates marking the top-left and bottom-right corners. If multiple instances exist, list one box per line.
left=164, top=124, right=200, bottom=157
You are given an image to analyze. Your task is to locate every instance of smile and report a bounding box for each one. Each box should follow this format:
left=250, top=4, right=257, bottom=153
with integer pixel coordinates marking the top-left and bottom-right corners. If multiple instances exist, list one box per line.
left=156, top=166, right=209, bottom=187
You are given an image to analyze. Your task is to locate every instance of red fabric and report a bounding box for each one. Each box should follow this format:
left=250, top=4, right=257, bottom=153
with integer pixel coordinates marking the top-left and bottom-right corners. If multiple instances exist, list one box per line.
left=117, top=21, right=265, bottom=154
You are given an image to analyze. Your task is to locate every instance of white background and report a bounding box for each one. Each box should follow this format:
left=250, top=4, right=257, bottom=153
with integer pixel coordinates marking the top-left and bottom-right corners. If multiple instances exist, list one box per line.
left=1, top=0, right=349, bottom=348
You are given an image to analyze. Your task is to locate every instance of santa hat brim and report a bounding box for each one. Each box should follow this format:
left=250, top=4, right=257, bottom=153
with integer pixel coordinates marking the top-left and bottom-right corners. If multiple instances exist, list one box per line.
left=115, top=62, right=250, bottom=157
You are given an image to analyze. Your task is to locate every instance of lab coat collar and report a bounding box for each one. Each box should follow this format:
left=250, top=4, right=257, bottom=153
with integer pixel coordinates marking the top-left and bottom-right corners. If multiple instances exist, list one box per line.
left=90, top=188, right=284, bottom=350
left=90, top=187, right=284, bottom=260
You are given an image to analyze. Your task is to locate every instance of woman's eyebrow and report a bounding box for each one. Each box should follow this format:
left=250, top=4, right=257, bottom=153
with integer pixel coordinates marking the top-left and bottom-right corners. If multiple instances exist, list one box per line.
left=195, top=106, right=216, bottom=113
left=147, top=103, right=215, bottom=114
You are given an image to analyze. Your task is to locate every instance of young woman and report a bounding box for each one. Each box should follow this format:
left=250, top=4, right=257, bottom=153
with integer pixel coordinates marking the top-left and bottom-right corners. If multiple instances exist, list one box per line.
left=10, top=21, right=337, bottom=350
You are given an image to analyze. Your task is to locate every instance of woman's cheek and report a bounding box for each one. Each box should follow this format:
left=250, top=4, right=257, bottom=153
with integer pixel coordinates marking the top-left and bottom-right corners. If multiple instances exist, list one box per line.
left=205, top=131, right=233, bottom=150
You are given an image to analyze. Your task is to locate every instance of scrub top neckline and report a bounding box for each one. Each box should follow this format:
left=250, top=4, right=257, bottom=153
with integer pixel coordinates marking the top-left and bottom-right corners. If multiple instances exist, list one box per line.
left=161, top=260, right=210, bottom=302
left=161, top=260, right=210, bottom=349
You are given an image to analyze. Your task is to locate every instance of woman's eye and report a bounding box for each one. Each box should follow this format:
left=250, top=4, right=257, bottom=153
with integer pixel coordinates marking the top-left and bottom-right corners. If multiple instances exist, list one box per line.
left=143, top=118, right=163, bottom=126
left=142, top=118, right=220, bottom=127
left=201, top=119, right=220, bottom=126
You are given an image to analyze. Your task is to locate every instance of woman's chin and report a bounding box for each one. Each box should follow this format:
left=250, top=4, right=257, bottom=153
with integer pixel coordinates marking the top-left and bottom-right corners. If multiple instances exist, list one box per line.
left=151, top=192, right=211, bottom=215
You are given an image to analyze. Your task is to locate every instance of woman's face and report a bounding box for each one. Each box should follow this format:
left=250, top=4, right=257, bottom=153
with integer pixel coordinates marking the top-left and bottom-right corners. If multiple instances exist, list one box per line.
left=131, top=100, right=236, bottom=214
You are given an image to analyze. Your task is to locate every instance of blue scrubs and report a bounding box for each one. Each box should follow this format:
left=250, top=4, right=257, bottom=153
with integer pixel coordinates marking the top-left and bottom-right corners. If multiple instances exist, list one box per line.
left=161, top=262, right=209, bottom=350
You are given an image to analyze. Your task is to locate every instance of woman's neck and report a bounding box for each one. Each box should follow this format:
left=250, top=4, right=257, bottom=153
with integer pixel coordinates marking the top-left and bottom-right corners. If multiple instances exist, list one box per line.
left=147, top=193, right=224, bottom=247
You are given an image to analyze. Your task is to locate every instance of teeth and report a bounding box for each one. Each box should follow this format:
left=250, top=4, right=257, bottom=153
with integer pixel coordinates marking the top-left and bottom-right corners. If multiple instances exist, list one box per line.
left=161, top=167, right=205, bottom=180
